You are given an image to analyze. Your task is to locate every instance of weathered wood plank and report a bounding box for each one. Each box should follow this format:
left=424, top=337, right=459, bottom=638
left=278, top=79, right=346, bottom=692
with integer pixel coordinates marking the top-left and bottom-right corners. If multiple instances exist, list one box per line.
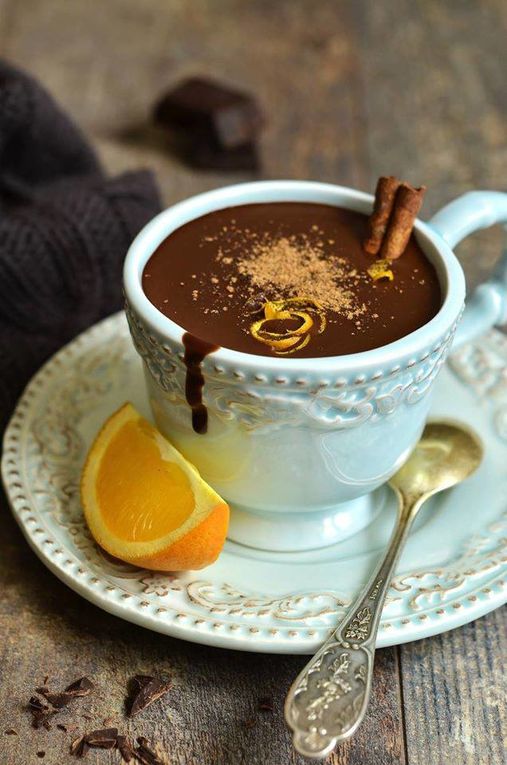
left=400, top=608, right=507, bottom=765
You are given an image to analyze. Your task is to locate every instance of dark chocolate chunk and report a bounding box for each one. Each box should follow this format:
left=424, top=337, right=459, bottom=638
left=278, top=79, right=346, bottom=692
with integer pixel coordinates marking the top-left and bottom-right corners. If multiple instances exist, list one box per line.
left=70, top=735, right=89, bottom=758
left=70, top=727, right=119, bottom=757
left=154, top=77, right=263, bottom=150
left=85, top=727, right=118, bottom=749
left=131, top=675, right=153, bottom=690
left=28, top=696, right=56, bottom=729
left=128, top=675, right=172, bottom=717
left=135, top=737, right=166, bottom=765
left=64, top=677, right=94, bottom=698
left=28, top=697, right=47, bottom=712
left=38, top=676, right=94, bottom=708
left=258, top=696, right=274, bottom=712
left=117, top=734, right=135, bottom=763
left=186, top=139, right=259, bottom=172
left=36, top=753, right=45, bottom=759
left=80, top=740, right=90, bottom=757
left=37, top=692, right=66, bottom=708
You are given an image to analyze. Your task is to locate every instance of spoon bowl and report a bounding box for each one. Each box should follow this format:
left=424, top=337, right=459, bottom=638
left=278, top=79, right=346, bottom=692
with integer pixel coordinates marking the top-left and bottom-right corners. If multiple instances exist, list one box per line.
left=389, top=421, right=483, bottom=504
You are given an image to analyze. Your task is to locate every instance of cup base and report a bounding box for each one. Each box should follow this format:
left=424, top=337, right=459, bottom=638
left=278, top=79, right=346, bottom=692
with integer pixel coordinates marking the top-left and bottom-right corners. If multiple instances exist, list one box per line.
left=227, top=488, right=387, bottom=552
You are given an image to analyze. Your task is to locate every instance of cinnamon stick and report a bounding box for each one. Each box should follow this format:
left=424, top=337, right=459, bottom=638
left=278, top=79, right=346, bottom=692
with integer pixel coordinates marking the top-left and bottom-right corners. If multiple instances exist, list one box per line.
left=364, top=176, right=401, bottom=255
left=380, top=183, right=426, bottom=260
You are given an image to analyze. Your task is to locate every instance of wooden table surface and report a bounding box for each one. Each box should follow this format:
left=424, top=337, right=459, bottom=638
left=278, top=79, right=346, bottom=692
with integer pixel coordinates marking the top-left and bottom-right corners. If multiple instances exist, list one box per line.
left=1, top=2, right=506, bottom=764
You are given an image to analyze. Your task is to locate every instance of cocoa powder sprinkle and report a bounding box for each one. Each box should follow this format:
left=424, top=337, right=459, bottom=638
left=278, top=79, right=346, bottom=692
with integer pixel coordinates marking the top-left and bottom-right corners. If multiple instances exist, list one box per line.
left=236, top=234, right=366, bottom=317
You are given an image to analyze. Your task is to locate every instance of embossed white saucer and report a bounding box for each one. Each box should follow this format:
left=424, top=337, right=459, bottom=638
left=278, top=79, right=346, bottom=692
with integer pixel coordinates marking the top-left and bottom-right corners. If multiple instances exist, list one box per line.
left=2, top=313, right=506, bottom=653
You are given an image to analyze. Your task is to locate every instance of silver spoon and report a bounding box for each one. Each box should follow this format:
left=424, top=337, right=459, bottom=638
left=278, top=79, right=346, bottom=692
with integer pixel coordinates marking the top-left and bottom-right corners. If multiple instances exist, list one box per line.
left=285, top=421, right=483, bottom=760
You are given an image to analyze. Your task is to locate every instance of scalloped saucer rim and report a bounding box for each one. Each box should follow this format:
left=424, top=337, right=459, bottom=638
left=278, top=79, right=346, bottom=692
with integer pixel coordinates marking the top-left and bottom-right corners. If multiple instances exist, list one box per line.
left=2, top=312, right=506, bottom=654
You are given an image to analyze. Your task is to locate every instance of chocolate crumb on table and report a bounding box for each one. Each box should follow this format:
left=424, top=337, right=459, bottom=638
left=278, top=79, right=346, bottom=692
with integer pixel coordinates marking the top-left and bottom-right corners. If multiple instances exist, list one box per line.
left=27, top=696, right=56, bottom=729
left=117, top=734, right=136, bottom=763
left=84, top=727, right=118, bottom=749
left=127, top=675, right=172, bottom=717
left=70, top=734, right=89, bottom=757
left=135, top=735, right=169, bottom=765
left=27, top=676, right=95, bottom=733
left=37, top=676, right=94, bottom=709
left=70, top=728, right=118, bottom=757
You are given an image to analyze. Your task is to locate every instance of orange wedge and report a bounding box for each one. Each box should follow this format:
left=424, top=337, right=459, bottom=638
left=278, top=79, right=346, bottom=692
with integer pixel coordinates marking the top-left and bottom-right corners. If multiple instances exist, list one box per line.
left=81, top=403, right=229, bottom=571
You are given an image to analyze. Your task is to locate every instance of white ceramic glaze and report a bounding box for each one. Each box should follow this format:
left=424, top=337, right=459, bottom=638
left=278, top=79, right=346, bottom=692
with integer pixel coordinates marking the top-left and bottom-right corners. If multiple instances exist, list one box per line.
left=2, top=313, right=506, bottom=654
left=123, top=183, right=507, bottom=550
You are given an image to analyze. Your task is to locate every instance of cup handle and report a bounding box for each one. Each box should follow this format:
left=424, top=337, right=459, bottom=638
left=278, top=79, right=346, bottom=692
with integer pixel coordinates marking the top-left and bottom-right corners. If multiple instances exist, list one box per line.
left=429, top=191, right=507, bottom=348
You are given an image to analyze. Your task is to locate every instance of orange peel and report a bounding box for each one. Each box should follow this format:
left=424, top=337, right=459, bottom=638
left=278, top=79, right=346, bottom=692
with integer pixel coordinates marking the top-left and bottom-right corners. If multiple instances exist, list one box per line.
left=248, top=297, right=326, bottom=355
left=81, top=403, right=229, bottom=571
left=367, top=259, right=394, bottom=281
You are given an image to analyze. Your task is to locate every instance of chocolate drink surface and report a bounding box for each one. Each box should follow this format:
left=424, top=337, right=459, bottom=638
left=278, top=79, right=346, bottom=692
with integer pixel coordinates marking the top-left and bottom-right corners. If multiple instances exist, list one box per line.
left=142, top=203, right=441, bottom=358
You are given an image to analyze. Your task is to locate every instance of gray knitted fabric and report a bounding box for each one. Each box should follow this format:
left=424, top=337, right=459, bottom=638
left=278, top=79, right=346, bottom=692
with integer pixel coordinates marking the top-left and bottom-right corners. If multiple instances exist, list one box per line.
left=0, top=61, right=161, bottom=432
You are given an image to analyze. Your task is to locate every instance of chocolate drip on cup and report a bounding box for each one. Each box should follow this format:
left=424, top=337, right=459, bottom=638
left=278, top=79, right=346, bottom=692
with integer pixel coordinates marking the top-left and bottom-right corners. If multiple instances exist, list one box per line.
left=182, top=333, right=219, bottom=434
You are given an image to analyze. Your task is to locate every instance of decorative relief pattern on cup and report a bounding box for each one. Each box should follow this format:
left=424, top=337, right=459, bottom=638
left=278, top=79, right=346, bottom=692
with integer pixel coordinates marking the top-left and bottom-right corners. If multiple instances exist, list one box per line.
left=126, top=306, right=178, bottom=393
left=126, top=302, right=458, bottom=430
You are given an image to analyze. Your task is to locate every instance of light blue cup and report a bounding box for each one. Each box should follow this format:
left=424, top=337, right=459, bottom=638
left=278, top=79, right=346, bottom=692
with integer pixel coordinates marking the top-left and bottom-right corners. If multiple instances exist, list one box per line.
left=123, top=182, right=507, bottom=551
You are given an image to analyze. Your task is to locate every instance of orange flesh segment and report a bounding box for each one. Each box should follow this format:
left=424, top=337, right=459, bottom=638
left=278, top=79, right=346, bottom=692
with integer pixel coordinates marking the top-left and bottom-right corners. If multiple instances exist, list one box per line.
left=96, top=418, right=194, bottom=542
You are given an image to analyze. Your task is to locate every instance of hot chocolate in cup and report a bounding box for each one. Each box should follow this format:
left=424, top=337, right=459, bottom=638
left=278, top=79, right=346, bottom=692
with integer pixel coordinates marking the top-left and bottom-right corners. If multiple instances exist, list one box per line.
left=124, top=182, right=507, bottom=551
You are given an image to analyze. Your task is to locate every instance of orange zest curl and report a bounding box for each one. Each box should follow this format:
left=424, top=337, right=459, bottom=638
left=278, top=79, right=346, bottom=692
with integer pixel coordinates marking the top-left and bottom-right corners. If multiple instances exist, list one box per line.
left=248, top=297, right=326, bottom=355
left=367, top=259, right=394, bottom=282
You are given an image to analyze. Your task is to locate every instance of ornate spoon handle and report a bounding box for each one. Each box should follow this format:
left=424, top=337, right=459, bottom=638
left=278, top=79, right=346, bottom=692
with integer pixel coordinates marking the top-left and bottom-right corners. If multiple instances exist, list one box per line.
left=285, top=494, right=418, bottom=759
